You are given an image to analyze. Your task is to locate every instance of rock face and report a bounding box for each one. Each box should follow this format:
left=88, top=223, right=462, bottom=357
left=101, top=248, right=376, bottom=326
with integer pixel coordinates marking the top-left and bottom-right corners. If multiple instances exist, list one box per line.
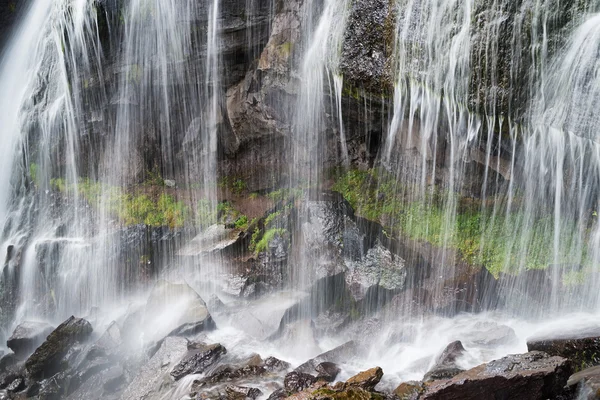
left=6, top=321, right=54, bottom=358
left=170, top=342, right=227, bottom=381
left=423, top=341, right=467, bottom=381
left=527, top=334, right=600, bottom=371
left=25, top=316, right=92, bottom=379
left=340, top=0, right=394, bottom=93
left=422, top=351, right=572, bottom=400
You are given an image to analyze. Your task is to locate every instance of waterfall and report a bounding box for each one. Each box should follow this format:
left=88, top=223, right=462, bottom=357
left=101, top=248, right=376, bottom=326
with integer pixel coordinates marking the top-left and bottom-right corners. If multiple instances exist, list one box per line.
left=0, top=0, right=599, bottom=395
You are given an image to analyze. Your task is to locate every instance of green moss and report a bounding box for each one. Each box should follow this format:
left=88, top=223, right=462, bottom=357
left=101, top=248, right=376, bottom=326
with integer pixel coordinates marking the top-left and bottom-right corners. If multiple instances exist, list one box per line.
left=264, top=211, right=281, bottom=227
left=49, top=177, right=188, bottom=229
left=254, top=228, right=287, bottom=254
left=197, top=198, right=217, bottom=226
left=234, top=215, right=249, bottom=230
left=332, top=168, right=591, bottom=276
left=29, top=163, right=39, bottom=186
left=249, top=227, right=261, bottom=253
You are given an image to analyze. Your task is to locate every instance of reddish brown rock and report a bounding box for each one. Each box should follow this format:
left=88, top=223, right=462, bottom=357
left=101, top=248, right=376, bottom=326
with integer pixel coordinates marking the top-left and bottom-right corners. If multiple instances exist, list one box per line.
left=422, top=351, right=572, bottom=400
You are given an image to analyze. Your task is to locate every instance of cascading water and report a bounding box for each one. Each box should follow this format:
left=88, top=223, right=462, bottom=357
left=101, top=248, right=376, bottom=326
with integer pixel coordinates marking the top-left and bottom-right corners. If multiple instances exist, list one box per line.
left=0, top=0, right=599, bottom=398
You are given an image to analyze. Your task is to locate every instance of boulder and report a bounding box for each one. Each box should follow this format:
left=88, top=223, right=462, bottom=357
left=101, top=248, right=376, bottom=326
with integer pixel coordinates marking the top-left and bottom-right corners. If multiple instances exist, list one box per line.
left=0, top=354, right=16, bottom=373
left=465, top=322, right=518, bottom=347
left=170, top=342, right=226, bottom=381
left=264, top=356, right=291, bottom=372
left=225, top=385, right=263, bottom=399
left=423, top=341, right=466, bottom=381
left=567, top=365, right=600, bottom=399
left=284, top=371, right=317, bottom=394
left=422, top=351, right=572, bottom=399
left=394, top=381, right=424, bottom=400
left=345, top=367, right=383, bottom=391
left=142, top=280, right=216, bottom=342
left=6, top=321, right=54, bottom=358
left=296, top=341, right=358, bottom=374
left=528, top=335, right=600, bottom=371
left=25, top=316, right=93, bottom=379
left=315, top=362, right=341, bottom=382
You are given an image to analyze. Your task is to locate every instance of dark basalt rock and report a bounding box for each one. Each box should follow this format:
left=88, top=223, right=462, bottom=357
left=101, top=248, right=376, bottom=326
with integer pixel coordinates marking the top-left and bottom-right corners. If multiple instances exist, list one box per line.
left=284, top=371, right=317, bottom=394
left=6, top=321, right=54, bottom=358
left=25, top=316, right=93, bottom=379
left=423, top=341, right=467, bottom=381
left=422, top=351, right=573, bottom=400
left=527, top=334, right=600, bottom=371
left=315, top=362, right=341, bottom=382
left=340, top=0, right=394, bottom=93
left=170, top=342, right=227, bottom=381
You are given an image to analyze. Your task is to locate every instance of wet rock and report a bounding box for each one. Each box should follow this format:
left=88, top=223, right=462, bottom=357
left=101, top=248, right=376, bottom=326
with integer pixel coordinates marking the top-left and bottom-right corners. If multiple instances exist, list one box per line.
left=346, top=367, right=383, bottom=391
left=315, top=362, right=341, bottom=382
left=0, top=354, right=16, bottom=372
left=240, top=277, right=272, bottom=299
left=102, top=365, right=126, bottom=394
left=394, top=381, right=425, bottom=400
left=207, top=294, right=226, bottom=313
left=466, top=322, right=518, bottom=347
left=225, top=385, right=263, bottom=399
left=567, top=365, right=600, bottom=399
left=193, top=365, right=267, bottom=389
left=6, top=321, right=54, bottom=358
left=3, top=374, right=25, bottom=392
left=266, top=388, right=286, bottom=400
left=527, top=334, right=600, bottom=371
left=143, top=280, right=216, bottom=341
left=424, top=341, right=466, bottom=381
left=121, top=337, right=188, bottom=400
left=345, top=243, right=406, bottom=303
left=178, top=225, right=241, bottom=256
left=284, top=371, right=317, bottom=393
left=25, top=316, right=93, bottom=379
left=264, top=356, right=291, bottom=372
left=296, top=341, right=358, bottom=374
left=340, top=0, right=394, bottom=93
left=422, top=351, right=572, bottom=399
left=88, top=321, right=122, bottom=359
left=170, top=342, right=227, bottom=381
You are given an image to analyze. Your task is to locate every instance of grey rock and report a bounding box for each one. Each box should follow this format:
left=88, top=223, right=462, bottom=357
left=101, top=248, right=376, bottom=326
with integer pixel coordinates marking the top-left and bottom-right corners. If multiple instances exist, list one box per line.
left=7, top=321, right=54, bottom=358
left=424, top=341, right=466, bottom=381
left=25, top=316, right=93, bottom=379
left=170, top=342, right=226, bottom=381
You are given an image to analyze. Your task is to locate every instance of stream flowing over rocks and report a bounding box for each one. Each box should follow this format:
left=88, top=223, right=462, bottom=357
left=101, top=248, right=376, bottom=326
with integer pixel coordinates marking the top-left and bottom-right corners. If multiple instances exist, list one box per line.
left=0, top=0, right=599, bottom=398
